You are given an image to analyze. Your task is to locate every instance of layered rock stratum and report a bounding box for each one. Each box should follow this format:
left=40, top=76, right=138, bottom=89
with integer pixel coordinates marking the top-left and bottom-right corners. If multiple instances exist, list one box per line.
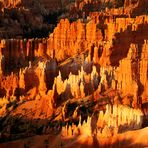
left=0, top=0, right=147, bottom=147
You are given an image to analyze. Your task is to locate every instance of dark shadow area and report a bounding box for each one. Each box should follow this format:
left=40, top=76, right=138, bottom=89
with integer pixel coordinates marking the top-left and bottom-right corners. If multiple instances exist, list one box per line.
left=0, top=88, right=6, bottom=98
left=110, top=23, right=148, bottom=66
left=0, top=115, right=50, bottom=143
left=59, top=51, right=89, bottom=80
left=0, top=4, right=65, bottom=39
left=22, top=26, right=50, bottom=39
left=45, top=59, right=59, bottom=90
left=24, top=71, right=39, bottom=92
left=142, top=102, right=148, bottom=128
left=1, top=39, right=35, bottom=75
left=43, top=10, right=65, bottom=25
left=131, top=0, right=148, bottom=17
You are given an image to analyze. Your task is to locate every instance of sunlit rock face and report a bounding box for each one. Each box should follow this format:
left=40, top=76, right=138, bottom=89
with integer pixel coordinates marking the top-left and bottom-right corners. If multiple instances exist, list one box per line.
left=62, top=104, right=143, bottom=137
left=0, top=0, right=148, bottom=147
left=0, top=0, right=21, bottom=8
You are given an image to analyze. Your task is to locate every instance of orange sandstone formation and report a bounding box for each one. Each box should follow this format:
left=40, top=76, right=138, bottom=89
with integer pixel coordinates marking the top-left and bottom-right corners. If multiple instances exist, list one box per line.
left=0, top=0, right=147, bottom=147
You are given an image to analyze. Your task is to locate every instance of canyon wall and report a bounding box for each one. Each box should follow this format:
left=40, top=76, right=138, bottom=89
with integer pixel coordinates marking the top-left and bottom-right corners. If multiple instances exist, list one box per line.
left=1, top=14, right=147, bottom=62
left=0, top=1, right=147, bottom=144
left=0, top=15, right=147, bottom=106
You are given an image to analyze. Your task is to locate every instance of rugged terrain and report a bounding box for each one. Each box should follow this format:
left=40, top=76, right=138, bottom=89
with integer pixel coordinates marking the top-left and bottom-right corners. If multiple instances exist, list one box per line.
left=0, top=0, right=148, bottom=147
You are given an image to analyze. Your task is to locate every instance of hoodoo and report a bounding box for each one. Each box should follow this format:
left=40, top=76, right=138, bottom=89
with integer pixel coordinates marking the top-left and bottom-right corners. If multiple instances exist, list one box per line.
left=0, top=0, right=147, bottom=147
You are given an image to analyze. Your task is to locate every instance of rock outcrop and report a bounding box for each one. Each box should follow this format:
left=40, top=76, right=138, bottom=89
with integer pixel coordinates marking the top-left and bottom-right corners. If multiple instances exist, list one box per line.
left=0, top=0, right=147, bottom=146
left=62, top=104, right=143, bottom=138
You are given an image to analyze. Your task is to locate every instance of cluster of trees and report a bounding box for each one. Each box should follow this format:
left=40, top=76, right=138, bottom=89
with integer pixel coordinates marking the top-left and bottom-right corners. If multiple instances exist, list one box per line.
left=100, top=0, right=124, bottom=8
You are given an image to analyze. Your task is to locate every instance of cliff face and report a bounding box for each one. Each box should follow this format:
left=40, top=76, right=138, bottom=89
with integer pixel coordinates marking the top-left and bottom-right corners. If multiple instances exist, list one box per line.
left=47, top=18, right=102, bottom=61
left=0, top=15, right=147, bottom=105
left=0, top=0, right=148, bottom=145
left=1, top=15, right=147, bottom=63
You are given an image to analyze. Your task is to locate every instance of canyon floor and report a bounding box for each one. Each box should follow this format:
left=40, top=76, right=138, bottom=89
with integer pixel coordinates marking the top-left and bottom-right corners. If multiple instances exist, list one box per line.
left=0, top=0, right=148, bottom=148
